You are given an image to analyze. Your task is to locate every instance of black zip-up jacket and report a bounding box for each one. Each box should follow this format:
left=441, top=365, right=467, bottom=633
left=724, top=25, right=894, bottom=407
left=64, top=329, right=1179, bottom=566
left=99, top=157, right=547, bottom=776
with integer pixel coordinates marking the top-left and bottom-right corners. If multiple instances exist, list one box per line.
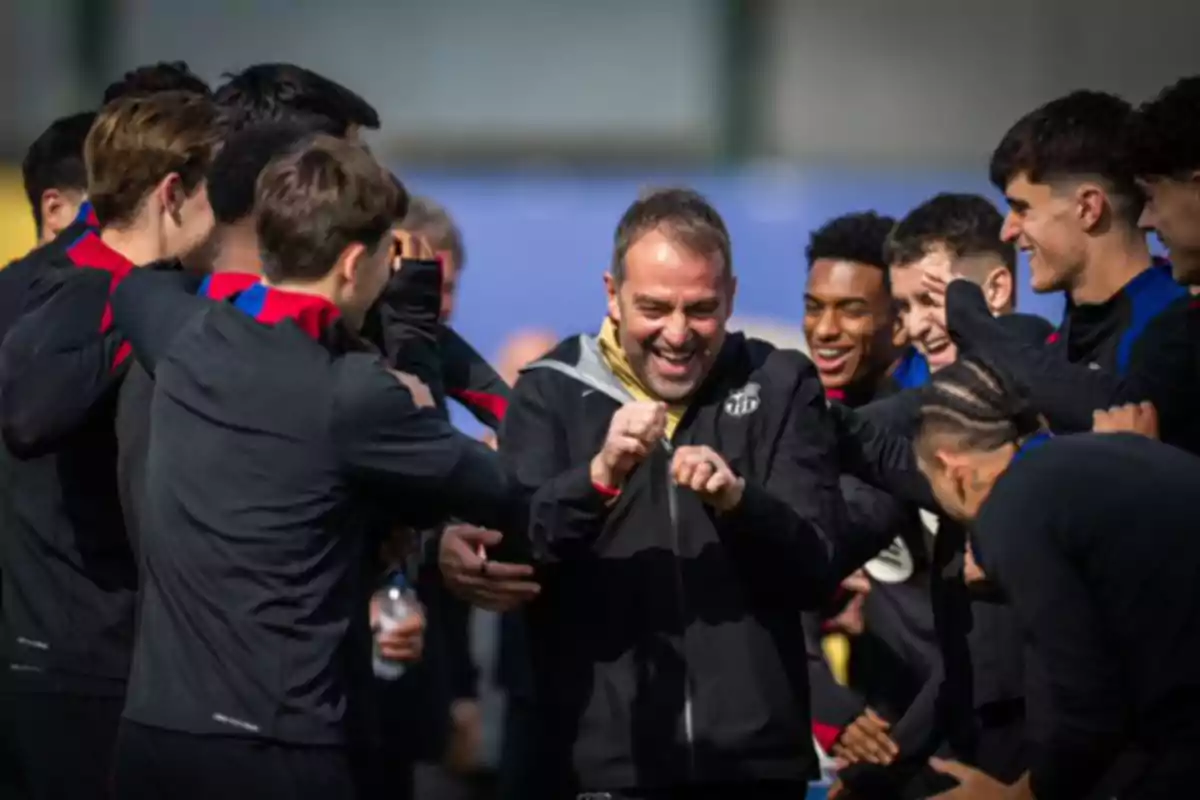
left=116, top=263, right=510, bottom=559
left=108, top=269, right=517, bottom=746
left=0, top=229, right=144, bottom=693
left=972, top=432, right=1200, bottom=800
left=0, top=205, right=99, bottom=658
left=943, top=264, right=1200, bottom=455
left=498, top=332, right=898, bottom=793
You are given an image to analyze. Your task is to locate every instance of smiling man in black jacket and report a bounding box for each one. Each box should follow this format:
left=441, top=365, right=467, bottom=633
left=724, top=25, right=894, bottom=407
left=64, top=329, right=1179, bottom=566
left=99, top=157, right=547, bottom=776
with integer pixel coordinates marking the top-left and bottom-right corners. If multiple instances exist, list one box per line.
left=497, top=188, right=899, bottom=799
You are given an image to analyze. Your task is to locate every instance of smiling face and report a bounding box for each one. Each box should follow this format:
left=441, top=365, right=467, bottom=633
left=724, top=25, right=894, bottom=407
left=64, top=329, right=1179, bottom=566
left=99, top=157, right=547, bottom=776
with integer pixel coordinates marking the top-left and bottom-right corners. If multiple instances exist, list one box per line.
left=999, top=173, right=1092, bottom=295
left=803, top=258, right=895, bottom=390
left=606, top=227, right=735, bottom=402
left=1138, top=174, right=1200, bottom=285
left=890, top=248, right=957, bottom=371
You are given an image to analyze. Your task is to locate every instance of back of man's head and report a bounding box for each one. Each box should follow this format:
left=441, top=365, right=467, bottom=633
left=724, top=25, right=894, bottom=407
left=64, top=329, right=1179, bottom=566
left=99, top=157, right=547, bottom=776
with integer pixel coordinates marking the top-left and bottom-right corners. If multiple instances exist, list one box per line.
left=22, top=111, right=95, bottom=236
left=399, top=196, right=465, bottom=270
left=207, top=121, right=339, bottom=226
left=1129, top=76, right=1200, bottom=179
left=255, top=135, right=405, bottom=284
left=988, top=90, right=1141, bottom=225
left=886, top=193, right=1014, bottom=274
left=214, top=63, right=380, bottom=138
left=102, top=61, right=211, bottom=104
left=86, top=91, right=222, bottom=228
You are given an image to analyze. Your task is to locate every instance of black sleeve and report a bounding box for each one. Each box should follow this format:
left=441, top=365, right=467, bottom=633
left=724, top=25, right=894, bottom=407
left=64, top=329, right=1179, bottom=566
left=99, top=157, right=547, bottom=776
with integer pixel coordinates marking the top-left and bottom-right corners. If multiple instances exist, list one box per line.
left=827, top=400, right=938, bottom=511
left=945, top=280, right=1198, bottom=439
left=365, top=258, right=444, bottom=391
left=828, top=474, right=916, bottom=581
left=332, top=358, right=519, bottom=536
left=110, top=268, right=211, bottom=376
left=838, top=665, right=946, bottom=795
left=805, top=613, right=866, bottom=748
left=442, top=326, right=511, bottom=432
left=365, top=259, right=512, bottom=432
left=0, top=269, right=130, bottom=457
left=980, top=480, right=1125, bottom=800
left=500, top=372, right=610, bottom=562
left=717, top=361, right=848, bottom=608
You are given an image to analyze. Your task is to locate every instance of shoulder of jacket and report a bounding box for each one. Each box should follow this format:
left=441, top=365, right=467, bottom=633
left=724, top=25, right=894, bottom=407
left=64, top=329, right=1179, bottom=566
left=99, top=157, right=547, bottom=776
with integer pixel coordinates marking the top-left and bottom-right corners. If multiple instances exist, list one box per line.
left=741, top=336, right=818, bottom=387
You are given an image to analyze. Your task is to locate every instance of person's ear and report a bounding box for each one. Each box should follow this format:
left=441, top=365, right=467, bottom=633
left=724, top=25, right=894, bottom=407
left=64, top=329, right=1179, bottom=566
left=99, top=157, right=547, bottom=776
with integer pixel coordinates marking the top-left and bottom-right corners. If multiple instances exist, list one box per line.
left=1075, top=182, right=1107, bottom=231
left=604, top=272, right=621, bottom=323
left=334, top=241, right=368, bottom=286
left=981, top=267, right=1013, bottom=315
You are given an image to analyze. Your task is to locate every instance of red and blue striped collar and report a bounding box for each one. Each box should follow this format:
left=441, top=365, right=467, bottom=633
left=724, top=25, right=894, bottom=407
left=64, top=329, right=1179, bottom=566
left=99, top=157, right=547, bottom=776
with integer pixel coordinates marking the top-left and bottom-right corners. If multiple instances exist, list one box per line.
left=73, top=201, right=100, bottom=229
left=198, top=271, right=260, bottom=301
left=66, top=230, right=135, bottom=281
left=230, top=283, right=341, bottom=341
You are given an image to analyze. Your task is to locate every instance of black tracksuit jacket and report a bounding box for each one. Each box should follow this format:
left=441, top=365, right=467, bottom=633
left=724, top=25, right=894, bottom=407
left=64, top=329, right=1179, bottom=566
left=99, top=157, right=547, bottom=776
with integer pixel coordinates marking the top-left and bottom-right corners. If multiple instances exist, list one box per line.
left=108, top=270, right=516, bottom=746
left=498, top=332, right=894, bottom=793
left=972, top=432, right=1200, bottom=800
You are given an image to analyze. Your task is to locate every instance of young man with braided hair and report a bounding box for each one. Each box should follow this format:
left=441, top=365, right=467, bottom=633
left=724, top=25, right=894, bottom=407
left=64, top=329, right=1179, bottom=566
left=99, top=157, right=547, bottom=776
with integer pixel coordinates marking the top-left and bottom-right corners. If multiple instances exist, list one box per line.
left=909, top=355, right=1200, bottom=799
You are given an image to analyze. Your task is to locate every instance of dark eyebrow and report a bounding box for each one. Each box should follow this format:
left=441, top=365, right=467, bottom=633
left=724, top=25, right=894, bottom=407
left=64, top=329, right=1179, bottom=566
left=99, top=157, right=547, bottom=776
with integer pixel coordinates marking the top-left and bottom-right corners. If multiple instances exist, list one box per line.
left=632, top=294, right=671, bottom=307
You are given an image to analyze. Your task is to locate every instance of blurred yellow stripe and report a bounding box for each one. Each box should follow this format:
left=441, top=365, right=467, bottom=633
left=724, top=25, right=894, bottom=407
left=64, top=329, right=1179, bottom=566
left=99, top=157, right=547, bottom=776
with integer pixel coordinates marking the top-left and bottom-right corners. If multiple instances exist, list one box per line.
left=0, top=166, right=35, bottom=266
left=822, top=633, right=851, bottom=686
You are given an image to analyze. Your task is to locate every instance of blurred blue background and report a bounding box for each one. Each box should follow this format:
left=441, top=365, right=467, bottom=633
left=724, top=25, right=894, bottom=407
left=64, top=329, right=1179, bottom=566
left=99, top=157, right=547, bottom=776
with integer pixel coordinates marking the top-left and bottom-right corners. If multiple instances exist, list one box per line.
left=405, top=169, right=1072, bottom=351
left=0, top=4, right=1193, bottom=795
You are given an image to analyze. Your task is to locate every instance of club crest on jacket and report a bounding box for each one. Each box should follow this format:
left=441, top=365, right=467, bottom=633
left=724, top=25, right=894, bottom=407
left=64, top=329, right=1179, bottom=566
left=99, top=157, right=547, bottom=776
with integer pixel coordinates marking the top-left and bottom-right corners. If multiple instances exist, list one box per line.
left=724, top=382, right=761, bottom=418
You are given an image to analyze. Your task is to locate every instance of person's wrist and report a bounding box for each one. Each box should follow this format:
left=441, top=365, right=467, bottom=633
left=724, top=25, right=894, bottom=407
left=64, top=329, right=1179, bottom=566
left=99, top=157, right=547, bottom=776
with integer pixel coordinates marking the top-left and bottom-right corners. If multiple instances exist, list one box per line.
left=590, top=453, right=619, bottom=492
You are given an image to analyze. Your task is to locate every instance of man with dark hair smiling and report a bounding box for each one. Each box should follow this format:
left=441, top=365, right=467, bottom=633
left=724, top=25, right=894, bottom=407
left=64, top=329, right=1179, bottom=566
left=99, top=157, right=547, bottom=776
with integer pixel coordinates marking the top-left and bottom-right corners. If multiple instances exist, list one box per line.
left=804, top=211, right=900, bottom=404
left=802, top=212, right=941, bottom=800
left=923, top=89, right=1200, bottom=456
left=886, top=193, right=1051, bottom=386
left=490, top=187, right=907, bottom=798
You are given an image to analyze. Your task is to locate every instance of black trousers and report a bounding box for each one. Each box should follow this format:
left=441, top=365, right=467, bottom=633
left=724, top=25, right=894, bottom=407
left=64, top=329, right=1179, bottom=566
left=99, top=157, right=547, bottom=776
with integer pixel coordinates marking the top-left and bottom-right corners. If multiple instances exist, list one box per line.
left=0, top=689, right=29, bottom=800
left=7, top=690, right=123, bottom=800
left=112, top=721, right=360, bottom=800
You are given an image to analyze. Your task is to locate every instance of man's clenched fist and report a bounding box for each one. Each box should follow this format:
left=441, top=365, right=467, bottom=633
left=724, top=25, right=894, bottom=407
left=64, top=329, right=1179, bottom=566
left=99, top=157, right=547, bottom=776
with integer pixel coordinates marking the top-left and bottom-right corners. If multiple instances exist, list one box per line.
left=590, top=400, right=668, bottom=490
left=670, top=445, right=744, bottom=512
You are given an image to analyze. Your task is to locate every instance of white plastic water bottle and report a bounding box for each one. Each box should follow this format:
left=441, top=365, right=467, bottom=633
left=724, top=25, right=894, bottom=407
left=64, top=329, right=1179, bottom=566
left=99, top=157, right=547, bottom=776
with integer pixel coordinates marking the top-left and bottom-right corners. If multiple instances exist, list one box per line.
left=372, top=574, right=412, bottom=681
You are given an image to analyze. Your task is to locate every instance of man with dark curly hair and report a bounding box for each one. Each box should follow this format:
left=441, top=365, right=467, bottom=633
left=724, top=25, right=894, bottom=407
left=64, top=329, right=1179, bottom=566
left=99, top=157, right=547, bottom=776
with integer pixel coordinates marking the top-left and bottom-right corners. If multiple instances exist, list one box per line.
left=1132, top=75, right=1200, bottom=287
left=802, top=212, right=942, bottom=800
left=804, top=211, right=901, bottom=404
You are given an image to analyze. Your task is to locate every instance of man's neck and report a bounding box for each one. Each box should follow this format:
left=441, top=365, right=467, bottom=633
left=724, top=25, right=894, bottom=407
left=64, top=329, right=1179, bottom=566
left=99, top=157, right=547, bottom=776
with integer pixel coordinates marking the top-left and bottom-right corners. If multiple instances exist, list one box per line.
left=100, top=223, right=163, bottom=267
left=210, top=222, right=262, bottom=275
left=1070, top=235, right=1153, bottom=305
left=840, top=366, right=892, bottom=407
